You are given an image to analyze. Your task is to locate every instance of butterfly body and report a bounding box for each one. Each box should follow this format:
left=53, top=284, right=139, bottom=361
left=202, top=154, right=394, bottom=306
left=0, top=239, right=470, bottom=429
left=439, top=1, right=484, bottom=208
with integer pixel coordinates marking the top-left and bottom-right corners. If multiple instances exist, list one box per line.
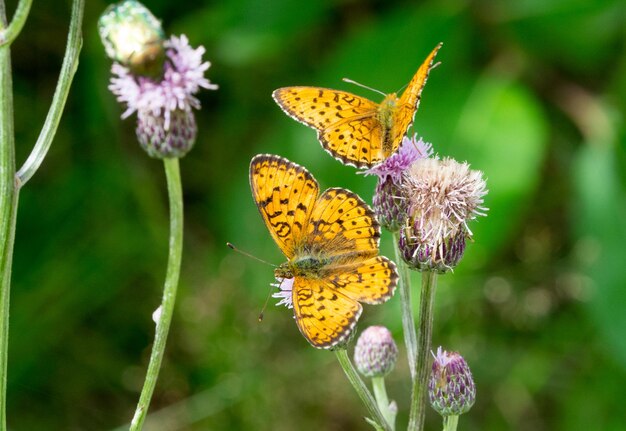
left=376, top=93, right=401, bottom=154
left=251, top=154, right=398, bottom=348
left=273, top=43, right=442, bottom=168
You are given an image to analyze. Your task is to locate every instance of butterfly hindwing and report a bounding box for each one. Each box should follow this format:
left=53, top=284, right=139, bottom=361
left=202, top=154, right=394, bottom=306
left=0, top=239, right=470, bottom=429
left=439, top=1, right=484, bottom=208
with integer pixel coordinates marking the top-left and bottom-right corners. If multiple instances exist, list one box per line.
left=292, top=277, right=362, bottom=349
left=325, top=256, right=398, bottom=305
left=249, top=154, right=319, bottom=258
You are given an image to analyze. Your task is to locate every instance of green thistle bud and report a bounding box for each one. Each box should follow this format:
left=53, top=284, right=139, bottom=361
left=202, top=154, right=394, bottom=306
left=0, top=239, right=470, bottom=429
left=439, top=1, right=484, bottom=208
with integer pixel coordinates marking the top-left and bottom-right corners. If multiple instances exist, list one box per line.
left=98, top=0, right=165, bottom=76
left=428, top=347, right=476, bottom=417
left=136, top=109, right=197, bottom=158
left=354, top=326, right=398, bottom=378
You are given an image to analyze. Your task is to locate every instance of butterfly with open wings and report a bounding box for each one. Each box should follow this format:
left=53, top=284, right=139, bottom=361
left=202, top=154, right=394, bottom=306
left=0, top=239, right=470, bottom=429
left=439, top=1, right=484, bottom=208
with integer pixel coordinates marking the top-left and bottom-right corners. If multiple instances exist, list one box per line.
left=273, top=43, right=442, bottom=168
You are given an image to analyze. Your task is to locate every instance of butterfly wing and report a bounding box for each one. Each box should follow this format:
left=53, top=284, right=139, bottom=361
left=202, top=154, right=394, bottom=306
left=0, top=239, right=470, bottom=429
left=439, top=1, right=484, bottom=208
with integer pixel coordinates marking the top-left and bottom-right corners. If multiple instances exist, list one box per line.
left=326, top=256, right=398, bottom=305
left=389, top=43, right=443, bottom=154
left=305, top=187, right=381, bottom=261
left=273, top=87, right=383, bottom=168
left=292, top=277, right=362, bottom=349
left=249, top=154, right=319, bottom=259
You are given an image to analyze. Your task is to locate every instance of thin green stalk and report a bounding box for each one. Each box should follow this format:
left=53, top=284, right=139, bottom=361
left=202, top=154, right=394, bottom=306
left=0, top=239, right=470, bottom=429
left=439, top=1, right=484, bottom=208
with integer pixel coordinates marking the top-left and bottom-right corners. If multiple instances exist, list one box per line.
left=129, top=158, right=184, bottom=431
left=408, top=271, right=438, bottom=431
left=392, top=231, right=417, bottom=377
left=443, top=415, right=459, bottom=431
left=334, top=349, right=392, bottom=431
left=0, top=0, right=32, bottom=46
left=371, top=376, right=395, bottom=431
left=16, top=0, right=83, bottom=187
left=0, top=5, right=17, bottom=428
left=0, top=2, right=83, bottom=427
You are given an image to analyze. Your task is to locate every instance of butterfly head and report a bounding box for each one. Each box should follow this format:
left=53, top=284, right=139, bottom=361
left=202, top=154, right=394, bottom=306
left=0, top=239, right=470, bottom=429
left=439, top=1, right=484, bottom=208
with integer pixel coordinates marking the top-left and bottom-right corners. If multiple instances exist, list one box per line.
left=274, top=263, right=294, bottom=280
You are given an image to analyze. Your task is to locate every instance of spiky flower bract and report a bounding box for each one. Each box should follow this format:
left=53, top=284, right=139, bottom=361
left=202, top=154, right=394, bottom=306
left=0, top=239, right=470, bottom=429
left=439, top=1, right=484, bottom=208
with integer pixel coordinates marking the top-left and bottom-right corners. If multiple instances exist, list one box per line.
left=354, top=326, right=398, bottom=377
left=428, top=347, right=476, bottom=416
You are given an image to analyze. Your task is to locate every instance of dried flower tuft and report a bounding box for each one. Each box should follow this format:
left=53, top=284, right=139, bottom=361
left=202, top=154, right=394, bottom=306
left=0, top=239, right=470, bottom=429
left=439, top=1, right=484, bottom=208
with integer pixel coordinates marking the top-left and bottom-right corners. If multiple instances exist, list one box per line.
left=399, top=157, right=487, bottom=272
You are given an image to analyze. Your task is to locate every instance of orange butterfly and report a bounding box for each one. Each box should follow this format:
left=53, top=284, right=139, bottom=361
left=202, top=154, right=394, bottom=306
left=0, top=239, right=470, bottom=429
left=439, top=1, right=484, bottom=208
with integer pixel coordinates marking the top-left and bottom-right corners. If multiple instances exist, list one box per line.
left=250, top=154, right=398, bottom=348
left=272, top=43, right=442, bottom=168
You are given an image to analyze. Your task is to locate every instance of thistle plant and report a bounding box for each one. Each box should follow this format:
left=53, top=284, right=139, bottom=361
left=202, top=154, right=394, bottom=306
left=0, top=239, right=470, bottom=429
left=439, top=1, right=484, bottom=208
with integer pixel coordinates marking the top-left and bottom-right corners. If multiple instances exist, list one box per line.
left=98, top=1, right=216, bottom=429
left=0, top=1, right=84, bottom=429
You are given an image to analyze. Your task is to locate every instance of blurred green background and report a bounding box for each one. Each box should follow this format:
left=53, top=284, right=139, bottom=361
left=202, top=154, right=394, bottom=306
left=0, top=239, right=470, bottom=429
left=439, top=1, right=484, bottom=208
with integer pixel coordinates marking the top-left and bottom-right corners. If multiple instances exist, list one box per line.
left=5, top=0, right=625, bottom=429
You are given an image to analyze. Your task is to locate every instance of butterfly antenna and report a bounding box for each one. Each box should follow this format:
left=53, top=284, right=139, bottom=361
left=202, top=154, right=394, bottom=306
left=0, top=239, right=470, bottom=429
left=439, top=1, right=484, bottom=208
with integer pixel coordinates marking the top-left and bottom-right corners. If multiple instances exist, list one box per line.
left=342, top=78, right=386, bottom=97
left=258, top=278, right=284, bottom=322
left=226, top=242, right=277, bottom=267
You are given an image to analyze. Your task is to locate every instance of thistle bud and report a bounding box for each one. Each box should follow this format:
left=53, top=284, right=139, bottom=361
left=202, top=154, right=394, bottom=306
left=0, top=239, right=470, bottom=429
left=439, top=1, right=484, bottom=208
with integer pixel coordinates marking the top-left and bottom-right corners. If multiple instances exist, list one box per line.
left=136, top=109, right=197, bottom=158
left=428, top=347, right=476, bottom=417
left=354, top=326, right=398, bottom=377
left=98, top=0, right=165, bottom=76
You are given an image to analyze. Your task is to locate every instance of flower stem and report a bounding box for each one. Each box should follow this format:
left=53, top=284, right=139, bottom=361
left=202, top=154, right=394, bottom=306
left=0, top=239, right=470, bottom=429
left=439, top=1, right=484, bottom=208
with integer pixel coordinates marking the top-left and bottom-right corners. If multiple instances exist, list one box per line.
left=129, top=158, right=184, bottom=431
left=16, top=0, right=83, bottom=187
left=371, top=376, right=395, bottom=431
left=0, top=6, right=17, bottom=429
left=392, top=231, right=417, bottom=378
left=334, top=349, right=392, bottom=431
left=443, top=415, right=459, bottom=431
left=408, top=271, right=438, bottom=431
left=0, top=0, right=32, bottom=47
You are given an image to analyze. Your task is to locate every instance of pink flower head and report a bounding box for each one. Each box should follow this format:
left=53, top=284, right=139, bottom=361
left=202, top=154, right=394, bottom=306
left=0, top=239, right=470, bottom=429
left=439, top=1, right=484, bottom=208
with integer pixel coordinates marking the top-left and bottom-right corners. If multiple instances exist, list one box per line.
left=109, top=34, right=218, bottom=130
left=363, top=134, right=433, bottom=184
left=272, top=277, right=294, bottom=309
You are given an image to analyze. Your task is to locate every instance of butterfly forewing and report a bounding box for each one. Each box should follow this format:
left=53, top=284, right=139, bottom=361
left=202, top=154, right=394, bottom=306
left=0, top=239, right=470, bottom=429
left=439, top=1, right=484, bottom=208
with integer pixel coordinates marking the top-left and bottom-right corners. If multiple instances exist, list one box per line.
left=249, top=155, right=319, bottom=258
left=390, top=43, right=443, bottom=152
left=273, top=87, right=381, bottom=168
left=305, top=188, right=381, bottom=261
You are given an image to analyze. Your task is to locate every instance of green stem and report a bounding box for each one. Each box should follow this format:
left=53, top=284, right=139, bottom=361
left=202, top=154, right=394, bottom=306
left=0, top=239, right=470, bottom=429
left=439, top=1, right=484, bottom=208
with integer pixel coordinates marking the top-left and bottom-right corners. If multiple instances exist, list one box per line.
left=443, top=415, right=459, bottom=431
left=392, top=231, right=417, bottom=378
left=0, top=4, right=16, bottom=429
left=408, top=271, right=438, bottom=431
left=0, top=0, right=32, bottom=47
left=334, top=349, right=392, bottom=431
left=16, top=0, right=83, bottom=187
left=129, top=158, right=184, bottom=431
left=371, top=376, right=395, bottom=431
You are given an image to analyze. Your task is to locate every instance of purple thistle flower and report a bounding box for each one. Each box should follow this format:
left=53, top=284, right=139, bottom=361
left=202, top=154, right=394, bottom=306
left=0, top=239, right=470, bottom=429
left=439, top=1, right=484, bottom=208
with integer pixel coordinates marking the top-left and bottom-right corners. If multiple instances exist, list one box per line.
left=399, top=157, right=488, bottom=272
left=107, top=34, right=217, bottom=158
left=364, top=134, right=433, bottom=232
left=363, top=134, right=433, bottom=184
left=109, top=34, right=217, bottom=129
